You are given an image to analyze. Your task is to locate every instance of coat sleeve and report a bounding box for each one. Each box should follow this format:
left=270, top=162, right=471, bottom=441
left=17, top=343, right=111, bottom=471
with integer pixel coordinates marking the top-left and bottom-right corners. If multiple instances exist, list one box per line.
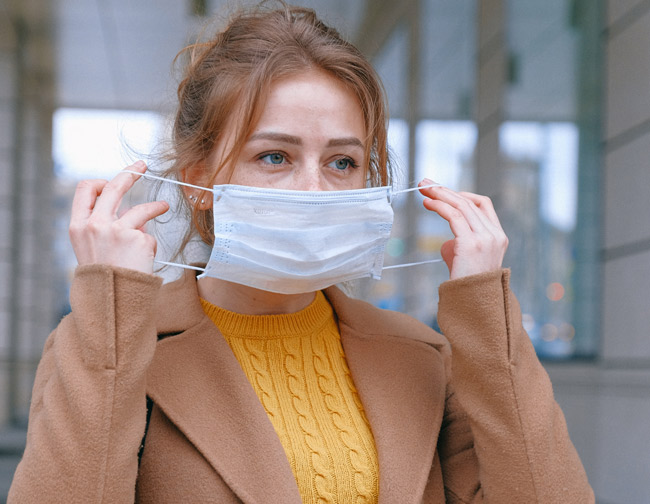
left=8, top=265, right=162, bottom=504
left=436, top=269, right=594, bottom=503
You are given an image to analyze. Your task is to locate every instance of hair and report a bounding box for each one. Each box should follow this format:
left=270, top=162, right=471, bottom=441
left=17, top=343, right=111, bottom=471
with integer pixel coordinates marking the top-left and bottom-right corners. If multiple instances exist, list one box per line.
left=160, top=1, right=393, bottom=253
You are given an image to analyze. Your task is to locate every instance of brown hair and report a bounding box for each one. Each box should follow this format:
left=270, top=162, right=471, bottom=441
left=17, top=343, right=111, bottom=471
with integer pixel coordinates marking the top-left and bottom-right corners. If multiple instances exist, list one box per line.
left=162, top=1, right=392, bottom=250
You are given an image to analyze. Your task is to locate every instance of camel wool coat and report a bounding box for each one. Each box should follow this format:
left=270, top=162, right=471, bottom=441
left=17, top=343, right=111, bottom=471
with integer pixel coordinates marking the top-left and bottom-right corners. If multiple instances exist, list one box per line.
left=9, top=265, right=593, bottom=503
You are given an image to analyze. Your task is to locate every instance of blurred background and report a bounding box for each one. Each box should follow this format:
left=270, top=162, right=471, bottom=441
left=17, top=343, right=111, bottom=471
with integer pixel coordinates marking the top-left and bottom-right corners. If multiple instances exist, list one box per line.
left=0, top=0, right=648, bottom=502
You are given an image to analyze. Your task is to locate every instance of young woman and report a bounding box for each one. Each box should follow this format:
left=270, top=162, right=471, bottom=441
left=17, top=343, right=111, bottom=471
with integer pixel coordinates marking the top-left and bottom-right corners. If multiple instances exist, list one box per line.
left=9, top=3, right=593, bottom=503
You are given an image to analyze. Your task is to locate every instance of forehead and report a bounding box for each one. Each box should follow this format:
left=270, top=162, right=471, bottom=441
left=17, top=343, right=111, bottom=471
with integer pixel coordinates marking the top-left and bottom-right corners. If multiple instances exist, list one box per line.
left=250, top=70, right=366, bottom=135
left=265, top=69, right=357, bottom=102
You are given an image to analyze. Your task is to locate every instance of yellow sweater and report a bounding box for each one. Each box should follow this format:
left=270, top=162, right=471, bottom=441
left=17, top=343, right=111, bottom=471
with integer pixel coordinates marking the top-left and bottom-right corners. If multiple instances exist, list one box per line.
left=200, top=291, right=379, bottom=503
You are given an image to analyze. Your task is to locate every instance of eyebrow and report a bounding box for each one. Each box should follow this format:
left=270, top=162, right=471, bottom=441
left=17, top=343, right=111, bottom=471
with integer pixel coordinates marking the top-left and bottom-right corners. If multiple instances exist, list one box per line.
left=248, top=132, right=364, bottom=149
left=326, top=137, right=364, bottom=149
left=248, top=132, right=302, bottom=145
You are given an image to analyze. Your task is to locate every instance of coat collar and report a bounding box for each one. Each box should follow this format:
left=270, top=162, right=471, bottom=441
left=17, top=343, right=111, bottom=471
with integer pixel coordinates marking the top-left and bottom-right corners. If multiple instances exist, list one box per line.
left=148, top=272, right=448, bottom=504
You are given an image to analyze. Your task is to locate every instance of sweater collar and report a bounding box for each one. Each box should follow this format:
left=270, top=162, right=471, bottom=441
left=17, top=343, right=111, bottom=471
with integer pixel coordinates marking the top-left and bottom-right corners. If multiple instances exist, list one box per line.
left=199, top=291, right=333, bottom=339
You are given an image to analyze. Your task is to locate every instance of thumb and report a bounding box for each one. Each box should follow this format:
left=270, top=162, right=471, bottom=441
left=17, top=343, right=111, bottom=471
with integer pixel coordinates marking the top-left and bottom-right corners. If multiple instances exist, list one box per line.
left=440, top=240, right=455, bottom=272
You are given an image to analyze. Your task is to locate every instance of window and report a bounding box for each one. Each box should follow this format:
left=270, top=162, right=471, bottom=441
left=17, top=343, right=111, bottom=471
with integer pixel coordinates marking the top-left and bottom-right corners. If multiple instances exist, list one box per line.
left=360, top=0, right=601, bottom=359
left=503, top=0, right=602, bottom=358
left=51, top=108, right=165, bottom=316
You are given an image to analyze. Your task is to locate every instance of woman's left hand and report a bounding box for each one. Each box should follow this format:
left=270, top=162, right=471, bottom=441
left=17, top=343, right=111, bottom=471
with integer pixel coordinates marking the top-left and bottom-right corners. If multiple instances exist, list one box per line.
left=418, top=179, right=509, bottom=280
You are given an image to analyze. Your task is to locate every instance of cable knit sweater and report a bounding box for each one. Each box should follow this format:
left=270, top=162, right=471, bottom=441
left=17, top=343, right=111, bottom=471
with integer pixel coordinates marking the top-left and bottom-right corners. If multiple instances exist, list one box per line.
left=200, top=292, right=379, bottom=503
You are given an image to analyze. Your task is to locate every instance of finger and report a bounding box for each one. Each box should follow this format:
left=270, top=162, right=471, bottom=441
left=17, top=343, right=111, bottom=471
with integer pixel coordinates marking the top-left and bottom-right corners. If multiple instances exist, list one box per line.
left=458, top=191, right=502, bottom=228
left=70, top=179, right=109, bottom=222
left=422, top=198, right=473, bottom=238
left=417, top=179, right=441, bottom=199
left=92, top=161, right=148, bottom=217
left=118, top=200, right=169, bottom=230
left=420, top=185, right=491, bottom=233
left=418, top=181, right=493, bottom=226
left=440, top=240, right=455, bottom=271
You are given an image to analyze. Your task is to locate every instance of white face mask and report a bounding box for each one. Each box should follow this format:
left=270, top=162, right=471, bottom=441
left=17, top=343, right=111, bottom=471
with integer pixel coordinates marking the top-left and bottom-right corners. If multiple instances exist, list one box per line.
left=201, top=184, right=394, bottom=293
left=128, top=171, right=442, bottom=294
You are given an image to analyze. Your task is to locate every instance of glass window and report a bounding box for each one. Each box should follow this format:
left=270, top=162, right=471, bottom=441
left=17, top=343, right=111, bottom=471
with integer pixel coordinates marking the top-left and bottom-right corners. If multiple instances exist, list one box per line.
left=361, top=0, right=601, bottom=359
left=503, top=0, right=602, bottom=358
left=499, top=121, right=580, bottom=357
left=51, top=108, right=165, bottom=318
left=360, top=1, right=478, bottom=326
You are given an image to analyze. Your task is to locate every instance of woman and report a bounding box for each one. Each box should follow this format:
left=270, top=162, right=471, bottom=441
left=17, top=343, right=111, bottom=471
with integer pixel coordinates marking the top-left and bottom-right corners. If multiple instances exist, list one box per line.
left=9, top=3, right=593, bottom=503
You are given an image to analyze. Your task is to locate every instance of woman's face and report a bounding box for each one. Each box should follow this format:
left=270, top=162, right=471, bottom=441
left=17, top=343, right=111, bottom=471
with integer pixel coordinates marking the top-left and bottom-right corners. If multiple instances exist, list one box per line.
left=213, top=69, right=367, bottom=191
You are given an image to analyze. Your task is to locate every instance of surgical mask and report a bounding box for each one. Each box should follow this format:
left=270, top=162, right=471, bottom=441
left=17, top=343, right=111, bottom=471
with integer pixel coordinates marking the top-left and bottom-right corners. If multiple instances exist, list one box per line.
left=128, top=171, right=442, bottom=294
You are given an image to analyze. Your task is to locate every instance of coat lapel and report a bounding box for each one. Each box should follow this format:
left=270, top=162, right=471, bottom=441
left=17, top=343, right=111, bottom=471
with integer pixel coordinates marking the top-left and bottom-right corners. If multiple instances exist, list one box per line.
left=148, top=273, right=302, bottom=504
left=148, top=273, right=446, bottom=504
left=325, top=287, right=448, bottom=504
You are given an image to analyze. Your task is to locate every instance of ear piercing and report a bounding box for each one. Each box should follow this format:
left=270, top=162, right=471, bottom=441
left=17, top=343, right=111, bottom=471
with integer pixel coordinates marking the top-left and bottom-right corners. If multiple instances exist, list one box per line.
left=189, top=195, right=205, bottom=204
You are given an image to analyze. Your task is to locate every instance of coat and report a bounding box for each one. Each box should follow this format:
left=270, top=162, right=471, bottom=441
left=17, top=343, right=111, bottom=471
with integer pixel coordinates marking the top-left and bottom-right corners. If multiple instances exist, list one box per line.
left=9, top=265, right=594, bottom=503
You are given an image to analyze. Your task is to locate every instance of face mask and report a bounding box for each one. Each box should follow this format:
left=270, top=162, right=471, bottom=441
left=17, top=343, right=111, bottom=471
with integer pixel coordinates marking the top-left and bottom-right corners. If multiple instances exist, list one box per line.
left=128, top=171, right=442, bottom=294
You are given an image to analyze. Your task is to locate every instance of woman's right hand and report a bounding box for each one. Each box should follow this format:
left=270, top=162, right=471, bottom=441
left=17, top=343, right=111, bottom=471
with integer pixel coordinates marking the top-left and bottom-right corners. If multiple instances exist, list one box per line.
left=69, top=161, right=170, bottom=274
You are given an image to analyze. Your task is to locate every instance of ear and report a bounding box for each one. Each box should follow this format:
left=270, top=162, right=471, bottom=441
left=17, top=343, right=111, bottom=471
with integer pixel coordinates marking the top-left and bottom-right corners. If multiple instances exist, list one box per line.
left=180, top=163, right=212, bottom=210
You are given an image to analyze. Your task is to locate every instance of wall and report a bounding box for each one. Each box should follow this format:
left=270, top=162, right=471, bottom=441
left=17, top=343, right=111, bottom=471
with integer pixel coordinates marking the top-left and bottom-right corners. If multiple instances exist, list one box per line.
left=545, top=1, right=650, bottom=503
left=0, top=1, right=56, bottom=426
left=0, top=3, right=20, bottom=428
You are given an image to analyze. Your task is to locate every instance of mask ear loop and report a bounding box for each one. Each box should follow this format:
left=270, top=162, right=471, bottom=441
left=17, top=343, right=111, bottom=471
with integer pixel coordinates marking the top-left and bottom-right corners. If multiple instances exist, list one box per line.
left=123, top=169, right=215, bottom=194
left=154, top=260, right=206, bottom=272
left=384, top=181, right=445, bottom=268
left=382, top=259, right=443, bottom=270
left=389, top=182, right=441, bottom=202
left=124, top=169, right=213, bottom=273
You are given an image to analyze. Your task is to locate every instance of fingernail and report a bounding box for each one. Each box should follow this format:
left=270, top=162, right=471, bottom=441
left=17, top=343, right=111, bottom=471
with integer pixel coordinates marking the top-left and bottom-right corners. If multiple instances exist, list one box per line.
left=134, top=160, right=146, bottom=168
left=422, top=178, right=433, bottom=185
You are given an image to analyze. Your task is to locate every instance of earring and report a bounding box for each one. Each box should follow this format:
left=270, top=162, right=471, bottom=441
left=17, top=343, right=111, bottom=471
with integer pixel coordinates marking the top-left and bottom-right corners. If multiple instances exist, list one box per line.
left=200, top=199, right=205, bottom=204
left=189, top=195, right=197, bottom=202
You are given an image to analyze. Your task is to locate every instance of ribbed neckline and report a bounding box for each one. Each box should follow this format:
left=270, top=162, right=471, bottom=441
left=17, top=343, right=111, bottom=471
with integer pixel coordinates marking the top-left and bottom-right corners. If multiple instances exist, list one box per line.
left=200, top=291, right=334, bottom=339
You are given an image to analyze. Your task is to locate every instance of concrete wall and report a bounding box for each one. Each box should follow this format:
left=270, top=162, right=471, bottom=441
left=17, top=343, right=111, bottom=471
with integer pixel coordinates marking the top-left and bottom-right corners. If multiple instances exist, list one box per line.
left=0, top=8, right=17, bottom=428
left=545, top=2, right=650, bottom=503
left=0, top=1, right=56, bottom=426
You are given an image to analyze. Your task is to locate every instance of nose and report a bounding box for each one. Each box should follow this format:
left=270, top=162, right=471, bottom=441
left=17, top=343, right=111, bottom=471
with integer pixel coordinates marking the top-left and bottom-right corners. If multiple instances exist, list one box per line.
left=292, top=162, right=326, bottom=191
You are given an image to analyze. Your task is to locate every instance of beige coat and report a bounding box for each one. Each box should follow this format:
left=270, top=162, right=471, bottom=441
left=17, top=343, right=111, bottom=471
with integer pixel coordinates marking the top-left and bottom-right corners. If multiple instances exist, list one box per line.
left=9, top=265, right=593, bottom=503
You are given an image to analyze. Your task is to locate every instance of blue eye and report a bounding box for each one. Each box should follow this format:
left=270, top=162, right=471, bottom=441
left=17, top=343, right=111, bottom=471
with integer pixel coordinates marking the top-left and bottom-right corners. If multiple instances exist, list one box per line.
left=330, top=158, right=357, bottom=171
left=260, top=153, right=285, bottom=165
